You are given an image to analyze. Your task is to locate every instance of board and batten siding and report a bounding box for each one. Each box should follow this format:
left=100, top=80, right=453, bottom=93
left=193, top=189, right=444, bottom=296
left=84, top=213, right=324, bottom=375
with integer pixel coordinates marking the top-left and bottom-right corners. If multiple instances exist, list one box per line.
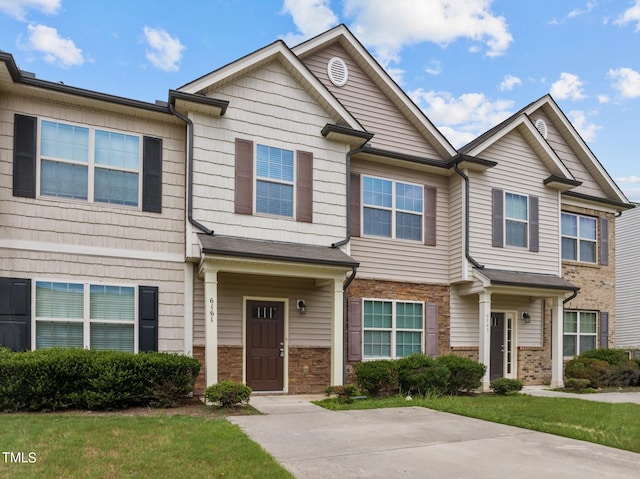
left=0, top=95, right=186, bottom=256
left=615, top=205, right=640, bottom=347
left=192, top=272, right=333, bottom=348
left=466, top=129, right=561, bottom=276
left=349, top=160, right=450, bottom=284
left=189, top=61, right=348, bottom=254
left=301, top=43, right=442, bottom=159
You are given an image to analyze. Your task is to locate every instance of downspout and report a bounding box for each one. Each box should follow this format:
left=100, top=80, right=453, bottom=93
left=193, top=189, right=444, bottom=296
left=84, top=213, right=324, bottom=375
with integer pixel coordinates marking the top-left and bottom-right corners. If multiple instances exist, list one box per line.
left=342, top=265, right=358, bottom=384
left=332, top=145, right=368, bottom=248
left=452, top=161, right=484, bottom=269
left=169, top=104, right=214, bottom=235
left=563, top=288, right=579, bottom=304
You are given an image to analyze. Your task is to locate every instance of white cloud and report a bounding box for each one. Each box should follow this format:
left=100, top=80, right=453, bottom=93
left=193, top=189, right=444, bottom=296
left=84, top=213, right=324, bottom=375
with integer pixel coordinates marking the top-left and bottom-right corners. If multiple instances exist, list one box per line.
left=608, top=67, right=640, bottom=98
left=550, top=73, right=586, bottom=100
left=425, top=60, right=442, bottom=76
left=616, top=175, right=640, bottom=184
left=344, top=0, right=513, bottom=68
left=280, top=0, right=339, bottom=45
left=0, top=0, right=59, bottom=21
left=499, top=75, right=522, bottom=91
left=25, top=24, right=83, bottom=68
left=409, top=89, right=514, bottom=147
left=598, top=94, right=610, bottom=104
left=143, top=26, right=185, bottom=72
left=614, top=0, right=640, bottom=31
left=568, top=1, right=596, bottom=18
left=616, top=176, right=640, bottom=202
left=568, top=110, right=600, bottom=142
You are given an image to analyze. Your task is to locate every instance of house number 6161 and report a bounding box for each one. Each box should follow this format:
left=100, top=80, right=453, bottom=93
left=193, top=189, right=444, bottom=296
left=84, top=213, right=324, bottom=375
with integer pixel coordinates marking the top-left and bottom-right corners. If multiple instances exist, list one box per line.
left=209, top=298, right=215, bottom=322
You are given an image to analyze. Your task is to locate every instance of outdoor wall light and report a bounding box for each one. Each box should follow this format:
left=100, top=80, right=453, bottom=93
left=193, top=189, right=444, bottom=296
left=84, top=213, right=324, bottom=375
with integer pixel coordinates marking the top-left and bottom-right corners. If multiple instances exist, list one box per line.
left=522, top=312, right=531, bottom=323
left=297, top=299, right=307, bottom=315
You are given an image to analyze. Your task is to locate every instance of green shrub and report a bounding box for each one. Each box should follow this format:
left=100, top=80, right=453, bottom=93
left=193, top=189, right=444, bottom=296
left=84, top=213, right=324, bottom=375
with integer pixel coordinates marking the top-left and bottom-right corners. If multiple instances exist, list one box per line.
left=565, top=378, right=591, bottom=391
left=0, top=349, right=201, bottom=411
left=603, top=360, right=640, bottom=388
left=325, top=384, right=361, bottom=403
left=0, top=346, right=13, bottom=355
left=396, top=354, right=449, bottom=396
left=436, top=354, right=486, bottom=394
left=580, top=348, right=630, bottom=366
left=204, top=381, right=252, bottom=407
left=490, top=378, right=523, bottom=395
left=354, top=360, right=398, bottom=397
left=564, top=357, right=611, bottom=388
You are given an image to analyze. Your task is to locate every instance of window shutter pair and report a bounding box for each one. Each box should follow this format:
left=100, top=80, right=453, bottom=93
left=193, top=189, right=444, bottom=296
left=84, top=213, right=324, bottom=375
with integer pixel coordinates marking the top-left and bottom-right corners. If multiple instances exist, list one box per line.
left=234, top=138, right=313, bottom=222
left=350, top=174, right=437, bottom=245
left=12, top=114, right=163, bottom=213
left=491, top=188, right=539, bottom=252
left=346, top=299, right=438, bottom=361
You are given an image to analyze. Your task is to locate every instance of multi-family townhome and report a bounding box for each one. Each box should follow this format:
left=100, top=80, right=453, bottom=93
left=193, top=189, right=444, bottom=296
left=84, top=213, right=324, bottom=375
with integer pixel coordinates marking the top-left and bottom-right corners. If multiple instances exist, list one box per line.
left=1, top=24, right=632, bottom=395
left=616, top=203, right=640, bottom=349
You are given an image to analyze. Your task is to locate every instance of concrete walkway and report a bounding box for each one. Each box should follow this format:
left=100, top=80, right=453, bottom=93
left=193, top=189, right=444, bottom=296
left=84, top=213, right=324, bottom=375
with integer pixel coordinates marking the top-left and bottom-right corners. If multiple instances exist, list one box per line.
left=229, top=393, right=640, bottom=479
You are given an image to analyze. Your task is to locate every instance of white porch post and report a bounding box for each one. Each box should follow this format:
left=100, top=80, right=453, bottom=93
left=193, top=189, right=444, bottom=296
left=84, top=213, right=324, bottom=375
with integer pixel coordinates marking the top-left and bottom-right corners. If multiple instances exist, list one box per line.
left=331, top=278, right=345, bottom=386
left=551, top=295, right=564, bottom=388
left=203, top=268, right=218, bottom=388
left=479, top=291, right=492, bottom=391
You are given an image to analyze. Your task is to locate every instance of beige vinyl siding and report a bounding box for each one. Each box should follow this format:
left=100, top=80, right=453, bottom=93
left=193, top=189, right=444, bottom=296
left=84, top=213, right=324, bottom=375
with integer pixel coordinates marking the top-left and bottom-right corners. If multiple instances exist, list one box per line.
left=0, top=95, right=185, bottom=256
left=1, top=248, right=186, bottom=352
left=530, top=110, right=606, bottom=198
left=192, top=272, right=333, bottom=348
left=449, top=174, right=465, bottom=283
left=193, top=264, right=205, bottom=346
left=350, top=160, right=450, bottom=284
left=616, top=206, right=640, bottom=347
left=189, top=61, right=348, bottom=253
left=450, top=289, right=480, bottom=346
left=301, top=44, right=441, bottom=158
left=467, top=129, right=560, bottom=276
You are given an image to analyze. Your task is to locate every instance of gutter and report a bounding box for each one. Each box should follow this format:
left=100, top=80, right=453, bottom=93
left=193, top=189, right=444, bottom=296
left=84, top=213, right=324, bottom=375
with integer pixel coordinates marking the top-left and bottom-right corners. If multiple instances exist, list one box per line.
left=168, top=104, right=214, bottom=236
left=563, top=288, right=580, bottom=305
left=452, top=160, right=484, bottom=270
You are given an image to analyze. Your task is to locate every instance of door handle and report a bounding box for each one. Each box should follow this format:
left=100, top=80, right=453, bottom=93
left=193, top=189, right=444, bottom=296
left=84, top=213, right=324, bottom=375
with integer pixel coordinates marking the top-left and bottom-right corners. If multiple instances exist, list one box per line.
left=279, top=348, right=285, bottom=358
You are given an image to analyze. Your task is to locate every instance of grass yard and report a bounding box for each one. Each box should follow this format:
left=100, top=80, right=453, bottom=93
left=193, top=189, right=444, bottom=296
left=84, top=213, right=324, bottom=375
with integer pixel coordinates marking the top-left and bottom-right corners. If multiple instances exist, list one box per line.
left=317, top=394, right=640, bottom=453
left=0, top=410, right=294, bottom=479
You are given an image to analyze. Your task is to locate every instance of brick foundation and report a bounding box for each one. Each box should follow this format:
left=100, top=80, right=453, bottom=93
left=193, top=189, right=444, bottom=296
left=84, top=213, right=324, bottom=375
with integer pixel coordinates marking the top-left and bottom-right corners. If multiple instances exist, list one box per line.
left=193, top=346, right=205, bottom=397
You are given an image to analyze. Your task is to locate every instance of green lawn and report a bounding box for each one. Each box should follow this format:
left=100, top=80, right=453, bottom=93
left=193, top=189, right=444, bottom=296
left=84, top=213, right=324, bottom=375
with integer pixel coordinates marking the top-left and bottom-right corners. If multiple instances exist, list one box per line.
left=0, top=412, right=293, bottom=479
left=316, top=394, right=640, bottom=453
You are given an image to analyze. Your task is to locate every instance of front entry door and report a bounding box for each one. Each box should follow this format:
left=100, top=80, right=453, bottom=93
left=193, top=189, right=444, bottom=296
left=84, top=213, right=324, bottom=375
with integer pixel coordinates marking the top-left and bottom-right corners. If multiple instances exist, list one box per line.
left=246, top=301, right=285, bottom=391
left=490, top=313, right=505, bottom=381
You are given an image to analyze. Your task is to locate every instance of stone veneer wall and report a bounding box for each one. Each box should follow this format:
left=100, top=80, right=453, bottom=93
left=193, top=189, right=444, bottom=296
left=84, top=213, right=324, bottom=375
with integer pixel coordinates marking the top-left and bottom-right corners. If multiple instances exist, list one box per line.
left=288, top=347, right=331, bottom=394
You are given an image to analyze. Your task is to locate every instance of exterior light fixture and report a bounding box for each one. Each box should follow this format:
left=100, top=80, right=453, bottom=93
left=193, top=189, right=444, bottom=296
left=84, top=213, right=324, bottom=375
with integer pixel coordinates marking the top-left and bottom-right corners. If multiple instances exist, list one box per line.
left=297, top=299, right=306, bottom=315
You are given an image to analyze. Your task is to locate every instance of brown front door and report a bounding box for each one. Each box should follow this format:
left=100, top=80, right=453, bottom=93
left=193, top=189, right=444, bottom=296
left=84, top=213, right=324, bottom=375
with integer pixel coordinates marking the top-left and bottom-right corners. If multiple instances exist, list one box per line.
left=490, top=313, right=505, bottom=381
left=246, top=300, right=285, bottom=391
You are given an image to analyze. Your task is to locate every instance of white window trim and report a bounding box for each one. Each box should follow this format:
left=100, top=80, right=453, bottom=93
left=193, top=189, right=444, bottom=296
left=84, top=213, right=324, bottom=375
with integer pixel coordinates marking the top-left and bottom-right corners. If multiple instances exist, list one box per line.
left=561, top=212, right=597, bottom=264
left=504, top=191, right=529, bottom=248
left=36, top=117, right=143, bottom=209
left=563, top=310, right=598, bottom=358
left=254, top=143, right=296, bottom=218
left=361, top=175, right=424, bottom=243
left=362, top=298, right=425, bottom=360
left=31, top=279, right=139, bottom=352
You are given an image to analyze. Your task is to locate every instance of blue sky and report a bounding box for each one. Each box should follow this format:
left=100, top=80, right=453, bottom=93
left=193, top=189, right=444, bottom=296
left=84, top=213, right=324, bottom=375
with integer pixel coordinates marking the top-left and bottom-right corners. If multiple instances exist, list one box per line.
left=1, top=0, right=639, bottom=201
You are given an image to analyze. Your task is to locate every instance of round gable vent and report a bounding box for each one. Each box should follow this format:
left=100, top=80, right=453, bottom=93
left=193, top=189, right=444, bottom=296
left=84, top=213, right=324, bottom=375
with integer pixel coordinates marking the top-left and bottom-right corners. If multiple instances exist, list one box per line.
left=327, top=57, right=348, bottom=87
left=534, top=118, right=548, bottom=139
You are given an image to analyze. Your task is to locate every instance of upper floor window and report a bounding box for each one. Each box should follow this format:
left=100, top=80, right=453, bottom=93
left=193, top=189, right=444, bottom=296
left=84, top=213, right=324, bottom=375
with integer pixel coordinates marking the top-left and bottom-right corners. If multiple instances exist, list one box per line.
left=255, top=145, right=294, bottom=217
left=563, top=310, right=597, bottom=357
left=561, top=213, right=596, bottom=263
left=363, top=299, right=423, bottom=359
left=40, top=120, right=141, bottom=207
left=505, top=192, right=528, bottom=248
left=362, top=176, right=423, bottom=241
left=492, top=188, right=539, bottom=252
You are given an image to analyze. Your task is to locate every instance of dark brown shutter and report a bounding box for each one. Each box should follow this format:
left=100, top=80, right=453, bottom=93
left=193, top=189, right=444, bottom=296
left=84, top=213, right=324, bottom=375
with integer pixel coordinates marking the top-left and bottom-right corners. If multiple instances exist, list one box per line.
left=424, top=186, right=437, bottom=246
left=347, top=298, right=362, bottom=361
left=142, top=136, right=163, bottom=213
left=13, top=114, right=37, bottom=198
left=492, top=188, right=504, bottom=248
left=529, top=195, right=539, bottom=252
left=425, top=302, right=438, bottom=358
left=296, top=150, right=313, bottom=223
left=350, top=173, right=361, bottom=237
left=0, top=278, right=31, bottom=351
left=599, top=312, right=609, bottom=348
left=600, top=218, right=609, bottom=266
left=235, top=138, right=253, bottom=215
left=138, top=286, right=158, bottom=352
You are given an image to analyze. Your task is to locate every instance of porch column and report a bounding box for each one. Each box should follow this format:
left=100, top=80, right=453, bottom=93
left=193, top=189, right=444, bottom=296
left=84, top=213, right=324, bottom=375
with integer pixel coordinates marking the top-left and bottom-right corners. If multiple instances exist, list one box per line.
left=551, top=295, right=564, bottom=388
left=331, top=277, right=345, bottom=386
left=479, top=291, right=492, bottom=391
left=203, top=268, right=218, bottom=388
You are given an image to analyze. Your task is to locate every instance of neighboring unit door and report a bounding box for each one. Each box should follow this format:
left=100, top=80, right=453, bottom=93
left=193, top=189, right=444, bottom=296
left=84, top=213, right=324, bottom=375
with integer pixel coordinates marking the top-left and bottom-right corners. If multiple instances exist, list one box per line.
left=0, top=278, right=31, bottom=351
left=246, top=300, right=285, bottom=391
left=490, top=312, right=505, bottom=381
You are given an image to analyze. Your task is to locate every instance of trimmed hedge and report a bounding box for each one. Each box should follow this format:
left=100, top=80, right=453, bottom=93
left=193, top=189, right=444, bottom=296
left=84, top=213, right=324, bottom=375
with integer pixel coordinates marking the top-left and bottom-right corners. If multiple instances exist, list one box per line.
left=490, top=378, right=523, bottom=395
left=565, top=349, right=640, bottom=388
left=0, top=348, right=201, bottom=411
left=204, top=381, right=252, bottom=407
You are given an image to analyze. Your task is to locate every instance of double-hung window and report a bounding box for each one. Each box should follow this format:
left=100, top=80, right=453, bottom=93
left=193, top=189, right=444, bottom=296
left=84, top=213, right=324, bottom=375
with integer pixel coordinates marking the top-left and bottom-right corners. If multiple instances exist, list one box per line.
left=561, top=213, right=596, bottom=263
left=563, top=311, right=597, bottom=356
left=505, top=192, right=528, bottom=247
left=362, top=176, right=423, bottom=241
left=363, top=300, right=423, bottom=359
left=35, top=281, right=135, bottom=352
left=255, top=144, right=294, bottom=217
left=40, top=120, right=140, bottom=207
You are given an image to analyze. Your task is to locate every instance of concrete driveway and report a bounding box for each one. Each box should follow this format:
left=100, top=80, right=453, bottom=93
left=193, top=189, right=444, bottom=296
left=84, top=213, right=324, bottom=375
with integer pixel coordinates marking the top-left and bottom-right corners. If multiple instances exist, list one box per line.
left=229, top=394, right=640, bottom=479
